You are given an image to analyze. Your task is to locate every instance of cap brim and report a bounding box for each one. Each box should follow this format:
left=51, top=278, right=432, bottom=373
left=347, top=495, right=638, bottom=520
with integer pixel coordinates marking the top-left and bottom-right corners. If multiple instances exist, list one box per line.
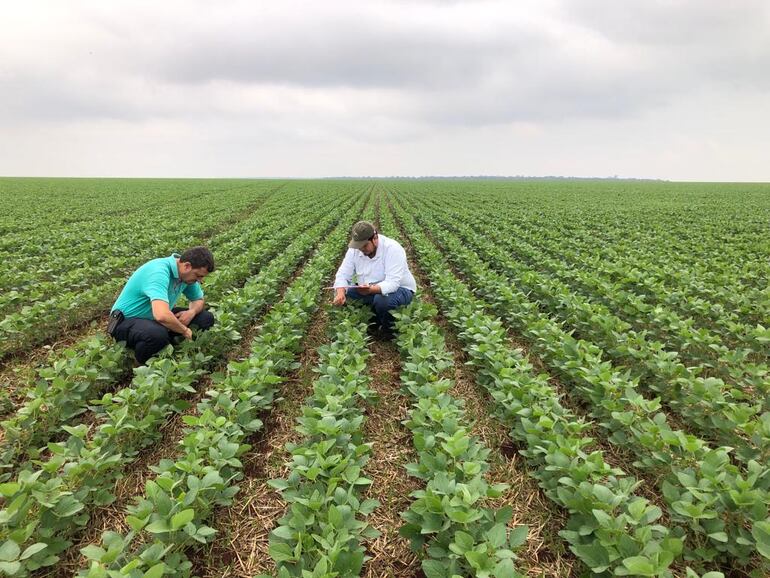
left=349, top=240, right=367, bottom=250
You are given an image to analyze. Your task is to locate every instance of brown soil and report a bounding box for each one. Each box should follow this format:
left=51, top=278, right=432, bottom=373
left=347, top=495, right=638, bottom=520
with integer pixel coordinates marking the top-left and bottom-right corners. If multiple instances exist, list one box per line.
left=361, top=338, right=422, bottom=578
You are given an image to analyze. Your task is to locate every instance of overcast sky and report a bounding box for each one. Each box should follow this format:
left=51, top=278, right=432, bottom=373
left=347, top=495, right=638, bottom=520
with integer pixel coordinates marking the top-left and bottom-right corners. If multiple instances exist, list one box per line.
left=1, top=0, right=769, bottom=181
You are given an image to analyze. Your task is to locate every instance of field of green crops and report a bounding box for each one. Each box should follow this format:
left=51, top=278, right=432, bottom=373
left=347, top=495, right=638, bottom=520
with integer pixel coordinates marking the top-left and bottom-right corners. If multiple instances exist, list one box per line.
left=0, top=177, right=769, bottom=578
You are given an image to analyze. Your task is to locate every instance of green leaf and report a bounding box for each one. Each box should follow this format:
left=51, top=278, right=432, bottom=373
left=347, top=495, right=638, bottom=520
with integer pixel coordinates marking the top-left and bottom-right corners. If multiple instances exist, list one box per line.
left=0, top=561, right=21, bottom=575
left=465, top=550, right=492, bottom=571
left=359, top=499, right=379, bottom=515
left=0, top=541, right=20, bottom=562
left=19, top=542, right=47, bottom=561
left=181, top=415, right=199, bottom=426
left=620, top=556, right=656, bottom=576
left=271, top=526, right=294, bottom=541
left=328, top=505, right=343, bottom=527
left=145, top=520, right=171, bottom=534
left=422, top=558, right=448, bottom=578
left=751, top=520, right=770, bottom=559
left=196, top=525, right=217, bottom=538
left=508, top=525, right=528, bottom=549
left=171, top=509, right=195, bottom=530
left=80, top=544, right=106, bottom=561
left=494, top=557, right=516, bottom=577
left=120, top=559, right=142, bottom=574
left=126, top=515, right=148, bottom=532
left=0, top=483, right=20, bottom=497
left=570, top=542, right=610, bottom=572
left=143, top=562, right=167, bottom=578
left=495, top=505, right=513, bottom=525
left=453, top=531, right=475, bottom=553
left=269, top=542, right=296, bottom=562
left=155, top=477, right=175, bottom=492
left=707, top=531, right=728, bottom=543
left=268, top=479, right=289, bottom=491
left=54, top=496, right=85, bottom=517
left=486, top=523, right=507, bottom=548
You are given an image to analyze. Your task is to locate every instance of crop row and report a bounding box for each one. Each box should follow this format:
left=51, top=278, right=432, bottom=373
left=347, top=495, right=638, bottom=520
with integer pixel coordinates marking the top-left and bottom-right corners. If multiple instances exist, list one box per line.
left=438, top=183, right=769, bottom=300
left=378, top=203, right=530, bottom=577
left=503, top=218, right=768, bottom=383
left=0, top=191, right=367, bottom=576
left=420, top=194, right=769, bottom=389
left=75, top=198, right=358, bottom=578
left=412, top=183, right=770, bottom=331
left=393, top=301, right=528, bottom=578
left=386, top=195, right=717, bottom=577
left=509, top=206, right=770, bottom=327
left=260, top=304, right=377, bottom=578
left=391, top=192, right=770, bottom=573
left=412, top=197, right=770, bottom=465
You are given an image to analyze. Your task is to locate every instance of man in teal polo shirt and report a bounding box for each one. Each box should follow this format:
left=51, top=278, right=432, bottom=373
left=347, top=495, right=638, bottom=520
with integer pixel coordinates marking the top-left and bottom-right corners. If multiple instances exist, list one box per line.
left=109, top=246, right=216, bottom=364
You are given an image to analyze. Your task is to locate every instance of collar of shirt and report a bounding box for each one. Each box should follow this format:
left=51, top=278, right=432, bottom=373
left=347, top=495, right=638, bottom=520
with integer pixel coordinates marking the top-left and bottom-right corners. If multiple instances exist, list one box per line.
left=169, top=253, right=184, bottom=291
left=169, top=253, right=181, bottom=279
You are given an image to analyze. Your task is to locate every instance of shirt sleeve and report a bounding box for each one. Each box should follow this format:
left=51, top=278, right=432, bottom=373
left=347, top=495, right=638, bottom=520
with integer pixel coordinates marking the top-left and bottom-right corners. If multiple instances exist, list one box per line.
left=379, top=244, right=407, bottom=296
left=143, top=268, right=171, bottom=302
left=333, top=249, right=356, bottom=289
left=183, top=282, right=204, bottom=301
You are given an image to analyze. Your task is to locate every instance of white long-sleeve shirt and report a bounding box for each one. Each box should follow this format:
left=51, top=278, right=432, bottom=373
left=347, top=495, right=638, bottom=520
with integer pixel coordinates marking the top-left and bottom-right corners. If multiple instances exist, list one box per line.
left=333, top=234, right=417, bottom=296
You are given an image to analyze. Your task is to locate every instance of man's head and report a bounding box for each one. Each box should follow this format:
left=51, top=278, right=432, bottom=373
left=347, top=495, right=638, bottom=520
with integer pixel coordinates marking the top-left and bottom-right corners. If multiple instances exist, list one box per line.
left=349, top=221, right=378, bottom=257
left=178, top=246, right=215, bottom=283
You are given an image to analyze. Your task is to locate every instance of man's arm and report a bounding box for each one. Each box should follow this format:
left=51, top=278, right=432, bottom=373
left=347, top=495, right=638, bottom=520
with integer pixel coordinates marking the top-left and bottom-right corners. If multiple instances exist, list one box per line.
left=175, top=298, right=204, bottom=326
left=332, top=250, right=356, bottom=306
left=151, top=300, right=193, bottom=339
left=142, top=269, right=193, bottom=335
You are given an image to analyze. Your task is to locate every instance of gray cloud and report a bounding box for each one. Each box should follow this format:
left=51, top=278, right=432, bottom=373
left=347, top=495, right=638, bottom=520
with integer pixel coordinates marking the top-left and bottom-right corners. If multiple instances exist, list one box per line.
left=0, top=0, right=768, bottom=179
left=568, top=0, right=769, bottom=46
left=567, top=0, right=770, bottom=89
left=76, top=2, right=542, bottom=94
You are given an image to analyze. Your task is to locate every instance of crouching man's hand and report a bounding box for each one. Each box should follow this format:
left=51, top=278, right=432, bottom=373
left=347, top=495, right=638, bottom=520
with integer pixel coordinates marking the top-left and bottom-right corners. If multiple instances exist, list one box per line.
left=355, top=284, right=380, bottom=296
left=175, top=309, right=196, bottom=326
left=333, top=288, right=346, bottom=307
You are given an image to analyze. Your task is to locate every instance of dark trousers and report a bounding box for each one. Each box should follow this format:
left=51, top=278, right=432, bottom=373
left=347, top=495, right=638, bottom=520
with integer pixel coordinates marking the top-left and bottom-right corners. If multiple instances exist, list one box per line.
left=346, top=287, right=414, bottom=334
left=111, top=307, right=215, bottom=364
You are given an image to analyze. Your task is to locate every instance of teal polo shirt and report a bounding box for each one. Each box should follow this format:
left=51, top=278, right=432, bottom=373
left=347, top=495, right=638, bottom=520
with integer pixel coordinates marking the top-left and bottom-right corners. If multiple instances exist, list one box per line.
left=112, top=254, right=204, bottom=320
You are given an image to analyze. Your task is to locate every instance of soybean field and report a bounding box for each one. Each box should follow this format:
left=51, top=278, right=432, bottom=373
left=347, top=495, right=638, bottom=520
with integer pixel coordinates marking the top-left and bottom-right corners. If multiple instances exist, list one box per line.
left=1, top=177, right=769, bottom=578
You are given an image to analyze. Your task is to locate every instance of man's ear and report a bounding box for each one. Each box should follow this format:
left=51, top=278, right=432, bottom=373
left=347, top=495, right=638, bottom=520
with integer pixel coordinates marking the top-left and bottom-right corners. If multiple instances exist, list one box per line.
left=179, top=261, right=192, bottom=274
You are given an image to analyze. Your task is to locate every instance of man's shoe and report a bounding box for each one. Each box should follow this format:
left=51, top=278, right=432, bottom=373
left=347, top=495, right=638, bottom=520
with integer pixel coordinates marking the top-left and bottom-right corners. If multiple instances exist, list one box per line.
left=367, top=323, right=380, bottom=338
left=378, top=329, right=395, bottom=342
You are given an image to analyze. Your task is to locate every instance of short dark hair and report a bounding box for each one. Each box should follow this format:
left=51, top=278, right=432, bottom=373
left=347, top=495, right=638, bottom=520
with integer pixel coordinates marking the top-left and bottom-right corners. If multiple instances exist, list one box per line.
left=180, top=246, right=215, bottom=272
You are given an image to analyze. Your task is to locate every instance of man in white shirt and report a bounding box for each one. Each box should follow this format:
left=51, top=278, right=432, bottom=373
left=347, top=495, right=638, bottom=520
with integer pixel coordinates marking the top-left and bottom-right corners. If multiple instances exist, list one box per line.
left=332, top=221, right=417, bottom=339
